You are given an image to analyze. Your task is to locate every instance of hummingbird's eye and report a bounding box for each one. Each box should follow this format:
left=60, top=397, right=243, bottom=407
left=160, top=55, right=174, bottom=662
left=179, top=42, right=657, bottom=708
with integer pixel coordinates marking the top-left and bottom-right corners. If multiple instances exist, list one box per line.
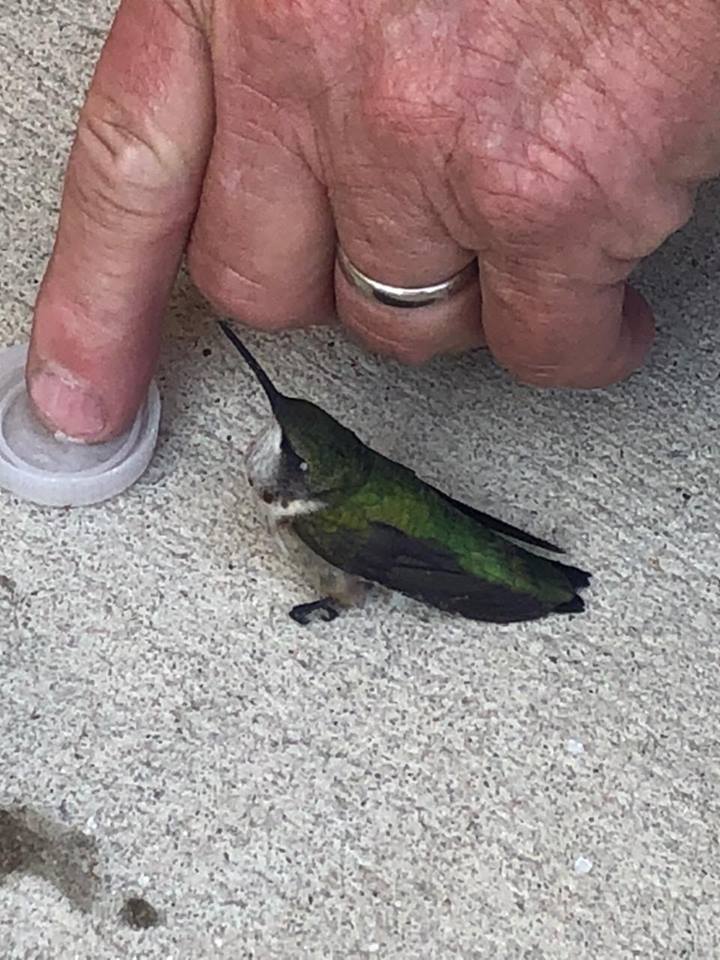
left=262, top=491, right=275, bottom=504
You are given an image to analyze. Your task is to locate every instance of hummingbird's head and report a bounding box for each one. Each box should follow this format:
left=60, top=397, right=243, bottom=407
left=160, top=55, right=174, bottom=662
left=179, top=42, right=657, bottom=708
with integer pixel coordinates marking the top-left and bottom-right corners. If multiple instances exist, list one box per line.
left=220, top=322, right=369, bottom=519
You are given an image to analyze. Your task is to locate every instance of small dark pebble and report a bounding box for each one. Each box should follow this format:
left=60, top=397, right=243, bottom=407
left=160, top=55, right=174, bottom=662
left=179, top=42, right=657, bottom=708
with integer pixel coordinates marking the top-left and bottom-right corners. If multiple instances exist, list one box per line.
left=121, top=896, right=160, bottom=930
left=202, top=348, right=212, bottom=357
left=0, top=574, right=16, bottom=594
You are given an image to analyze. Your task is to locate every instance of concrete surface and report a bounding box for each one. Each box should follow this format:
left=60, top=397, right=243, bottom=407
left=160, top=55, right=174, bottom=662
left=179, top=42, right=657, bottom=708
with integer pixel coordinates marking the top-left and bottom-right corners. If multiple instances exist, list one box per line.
left=2, top=3, right=720, bottom=959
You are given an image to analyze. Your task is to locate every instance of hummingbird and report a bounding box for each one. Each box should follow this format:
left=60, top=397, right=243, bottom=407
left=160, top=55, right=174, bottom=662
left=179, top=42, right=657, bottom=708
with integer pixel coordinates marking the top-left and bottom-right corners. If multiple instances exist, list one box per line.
left=219, top=321, right=591, bottom=626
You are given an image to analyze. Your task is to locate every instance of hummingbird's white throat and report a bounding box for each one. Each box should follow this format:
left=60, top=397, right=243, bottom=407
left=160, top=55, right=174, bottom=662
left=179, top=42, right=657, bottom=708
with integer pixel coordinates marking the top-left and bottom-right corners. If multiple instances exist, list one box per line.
left=245, top=419, right=324, bottom=523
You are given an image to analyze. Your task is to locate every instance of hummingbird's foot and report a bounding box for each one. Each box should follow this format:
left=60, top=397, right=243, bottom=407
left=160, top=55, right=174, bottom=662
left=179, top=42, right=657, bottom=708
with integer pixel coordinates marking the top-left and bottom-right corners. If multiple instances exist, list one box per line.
left=289, top=597, right=341, bottom=625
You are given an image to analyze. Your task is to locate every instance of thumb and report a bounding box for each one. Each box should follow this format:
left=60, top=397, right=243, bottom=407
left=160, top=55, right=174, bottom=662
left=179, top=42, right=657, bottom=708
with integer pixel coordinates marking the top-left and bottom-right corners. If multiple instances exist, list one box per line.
left=27, top=0, right=212, bottom=441
left=478, top=258, right=655, bottom=388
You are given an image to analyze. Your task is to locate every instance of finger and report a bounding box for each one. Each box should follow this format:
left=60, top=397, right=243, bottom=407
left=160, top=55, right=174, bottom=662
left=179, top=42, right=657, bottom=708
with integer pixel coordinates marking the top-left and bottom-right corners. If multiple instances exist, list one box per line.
left=330, top=162, right=484, bottom=364
left=27, top=0, right=213, bottom=441
left=186, top=66, right=335, bottom=329
left=479, top=257, right=655, bottom=387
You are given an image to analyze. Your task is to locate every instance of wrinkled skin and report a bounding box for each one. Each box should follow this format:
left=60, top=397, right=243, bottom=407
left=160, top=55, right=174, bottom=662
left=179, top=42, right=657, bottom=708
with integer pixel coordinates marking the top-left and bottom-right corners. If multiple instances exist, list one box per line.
left=26, top=0, right=720, bottom=441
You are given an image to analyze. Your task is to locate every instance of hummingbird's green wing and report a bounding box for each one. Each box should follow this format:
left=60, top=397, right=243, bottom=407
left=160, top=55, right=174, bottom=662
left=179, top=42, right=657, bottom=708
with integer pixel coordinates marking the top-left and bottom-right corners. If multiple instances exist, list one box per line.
left=427, top=485, right=563, bottom=554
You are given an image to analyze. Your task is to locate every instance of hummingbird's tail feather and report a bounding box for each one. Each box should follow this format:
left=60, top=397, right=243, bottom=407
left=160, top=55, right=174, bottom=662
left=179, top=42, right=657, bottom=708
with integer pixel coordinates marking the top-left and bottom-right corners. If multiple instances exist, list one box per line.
left=218, top=320, right=282, bottom=408
left=555, top=594, right=585, bottom=614
left=550, top=559, right=591, bottom=590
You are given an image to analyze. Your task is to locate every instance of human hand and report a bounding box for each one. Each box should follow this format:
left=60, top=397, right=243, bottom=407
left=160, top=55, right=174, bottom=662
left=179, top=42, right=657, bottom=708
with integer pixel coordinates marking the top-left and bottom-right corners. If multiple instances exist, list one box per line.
left=26, top=0, right=720, bottom=441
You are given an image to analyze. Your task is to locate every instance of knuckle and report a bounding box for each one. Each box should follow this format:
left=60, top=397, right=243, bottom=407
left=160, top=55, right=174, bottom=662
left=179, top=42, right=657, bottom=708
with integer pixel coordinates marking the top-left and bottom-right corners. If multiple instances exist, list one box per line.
left=486, top=316, right=617, bottom=389
left=490, top=335, right=585, bottom=386
left=387, top=339, right=439, bottom=365
left=454, top=120, right=598, bottom=240
left=187, top=247, right=306, bottom=332
left=471, top=160, right=583, bottom=239
left=361, top=62, right=457, bottom=146
left=344, top=318, right=439, bottom=366
left=628, top=189, right=696, bottom=257
left=73, top=94, right=188, bottom=221
left=506, top=361, right=569, bottom=387
left=383, top=341, right=436, bottom=367
left=363, top=84, right=435, bottom=137
left=160, top=0, right=207, bottom=32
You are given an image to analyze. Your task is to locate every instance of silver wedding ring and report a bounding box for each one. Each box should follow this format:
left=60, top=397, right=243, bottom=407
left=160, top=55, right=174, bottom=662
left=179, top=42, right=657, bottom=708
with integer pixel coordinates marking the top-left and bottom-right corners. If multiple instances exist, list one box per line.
left=337, top=247, right=478, bottom=309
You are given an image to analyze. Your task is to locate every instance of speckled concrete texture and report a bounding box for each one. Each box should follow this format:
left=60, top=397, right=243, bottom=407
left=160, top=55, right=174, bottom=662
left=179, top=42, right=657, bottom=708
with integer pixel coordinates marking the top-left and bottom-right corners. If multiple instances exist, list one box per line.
left=2, top=3, right=720, bottom=959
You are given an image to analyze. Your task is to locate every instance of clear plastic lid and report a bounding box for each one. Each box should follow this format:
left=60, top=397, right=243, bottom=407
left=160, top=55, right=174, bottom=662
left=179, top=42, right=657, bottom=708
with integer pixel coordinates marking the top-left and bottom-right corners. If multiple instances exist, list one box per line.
left=0, top=343, right=161, bottom=507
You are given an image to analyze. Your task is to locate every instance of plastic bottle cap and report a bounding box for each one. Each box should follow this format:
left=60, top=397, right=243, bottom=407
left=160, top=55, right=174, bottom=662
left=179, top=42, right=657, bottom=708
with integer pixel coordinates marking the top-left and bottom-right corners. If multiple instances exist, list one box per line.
left=0, top=343, right=161, bottom=507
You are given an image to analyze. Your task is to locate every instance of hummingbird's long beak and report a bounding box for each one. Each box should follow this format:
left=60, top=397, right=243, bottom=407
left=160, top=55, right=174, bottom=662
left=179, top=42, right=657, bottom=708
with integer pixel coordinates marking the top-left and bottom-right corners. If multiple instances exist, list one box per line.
left=218, top=320, right=282, bottom=411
